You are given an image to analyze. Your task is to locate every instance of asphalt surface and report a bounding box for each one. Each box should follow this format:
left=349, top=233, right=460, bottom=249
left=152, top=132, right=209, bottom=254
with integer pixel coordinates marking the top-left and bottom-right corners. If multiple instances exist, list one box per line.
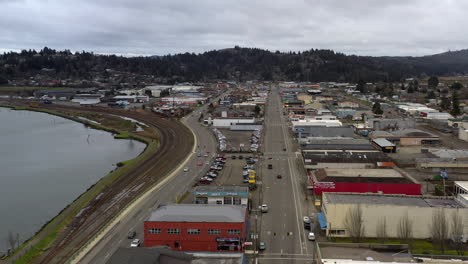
left=78, top=93, right=226, bottom=264
left=256, top=87, right=316, bottom=264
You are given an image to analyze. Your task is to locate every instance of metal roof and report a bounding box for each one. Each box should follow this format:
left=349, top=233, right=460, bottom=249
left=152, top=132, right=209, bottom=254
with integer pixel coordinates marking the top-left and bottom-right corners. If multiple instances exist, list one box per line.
left=193, top=186, right=249, bottom=198
left=148, top=204, right=246, bottom=223
left=372, top=138, right=395, bottom=147
left=323, top=193, right=464, bottom=208
left=455, top=181, right=468, bottom=193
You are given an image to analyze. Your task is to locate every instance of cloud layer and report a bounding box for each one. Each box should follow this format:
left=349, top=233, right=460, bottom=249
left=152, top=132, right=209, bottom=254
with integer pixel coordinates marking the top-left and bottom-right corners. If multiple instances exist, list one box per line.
left=1, top=0, right=467, bottom=56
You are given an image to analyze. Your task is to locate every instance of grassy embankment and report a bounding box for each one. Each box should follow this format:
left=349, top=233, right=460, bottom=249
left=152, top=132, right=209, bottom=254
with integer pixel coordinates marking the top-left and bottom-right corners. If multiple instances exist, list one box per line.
left=331, top=238, right=468, bottom=256
left=0, top=104, right=158, bottom=264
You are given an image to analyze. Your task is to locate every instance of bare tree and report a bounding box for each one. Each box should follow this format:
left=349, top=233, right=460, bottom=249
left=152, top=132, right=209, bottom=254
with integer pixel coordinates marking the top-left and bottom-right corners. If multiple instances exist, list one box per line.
left=344, top=205, right=365, bottom=242
left=397, top=212, right=413, bottom=244
left=376, top=217, right=388, bottom=243
left=430, top=208, right=449, bottom=253
left=450, top=209, right=465, bottom=255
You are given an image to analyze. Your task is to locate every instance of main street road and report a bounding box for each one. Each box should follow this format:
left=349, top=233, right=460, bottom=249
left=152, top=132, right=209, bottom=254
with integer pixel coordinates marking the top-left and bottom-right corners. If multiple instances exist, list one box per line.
left=257, top=87, right=315, bottom=263
left=78, top=91, right=228, bottom=264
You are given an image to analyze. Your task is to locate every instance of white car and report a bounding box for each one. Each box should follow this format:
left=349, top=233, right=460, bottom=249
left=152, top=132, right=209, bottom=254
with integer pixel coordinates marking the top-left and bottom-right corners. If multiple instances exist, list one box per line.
left=183, top=167, right=189, bottom=172
left=260, top=204, right=269, bottom=213
left=308, top=232, right=315, bottom=241
left=303, top=216, right=310, bottom=224
left=130, top=238, right=140, bottom=247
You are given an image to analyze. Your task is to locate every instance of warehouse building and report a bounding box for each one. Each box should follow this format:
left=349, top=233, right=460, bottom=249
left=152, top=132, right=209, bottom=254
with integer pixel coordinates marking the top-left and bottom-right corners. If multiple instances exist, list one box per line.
left=294, top=126, right=355, bottom=139
left=309, top=168, right=420, bottom=195
left=193, top=186, right=249, bottom=206
left=144, top=204, right=248, bottom=252
left=366, top=118, right=416, bottom=131
left=212, top=118, right=256, bottom=128
left=320, top=193, right=468, bottom=239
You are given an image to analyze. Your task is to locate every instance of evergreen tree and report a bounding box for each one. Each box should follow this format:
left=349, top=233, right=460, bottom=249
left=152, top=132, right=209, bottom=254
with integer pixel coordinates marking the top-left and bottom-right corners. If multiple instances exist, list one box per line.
left=428, top=76, right=439, bottom=89
left=440, top=96, right=451, bottom=111
left=450, top=82, right=463, bottom=91
left=407, top=83, right=414, bottom=93
left=451, top=92, right=461, bottom=116
left=357, top=79, right=366, bottom=93
left=372, top=102, right=383, bottom=115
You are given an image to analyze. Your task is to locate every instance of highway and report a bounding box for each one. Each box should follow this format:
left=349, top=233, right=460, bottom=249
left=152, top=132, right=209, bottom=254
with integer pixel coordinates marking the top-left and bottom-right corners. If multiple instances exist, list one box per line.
left=257, top=86, right=315, bottom=263
left=78, top=92, right=226, bottom=264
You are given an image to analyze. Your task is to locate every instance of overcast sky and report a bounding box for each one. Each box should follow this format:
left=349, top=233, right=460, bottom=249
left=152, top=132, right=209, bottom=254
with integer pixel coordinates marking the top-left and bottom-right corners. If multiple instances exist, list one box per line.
left=1, top=0, right=467, bottom=57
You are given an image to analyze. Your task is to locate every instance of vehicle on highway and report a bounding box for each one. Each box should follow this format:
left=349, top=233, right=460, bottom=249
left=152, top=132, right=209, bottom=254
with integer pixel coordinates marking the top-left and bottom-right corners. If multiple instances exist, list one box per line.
left=303, top=216, right=310, bottom=223
left=258, top=241, right=266, bottom=250
left=268, top=164, right=273, bottom=169
left=261, top=204, right=269, bottom=213
left=183, top=167, right=189, bottom=172
left=308, top=232, right=315, bottom=241
left=277, top=174, right=282, bottom=179
left=130, top=239, right=140, bottom=247
left=304, top=222, right=311, bottom=230
left=127, top=231, right=136, bottom=239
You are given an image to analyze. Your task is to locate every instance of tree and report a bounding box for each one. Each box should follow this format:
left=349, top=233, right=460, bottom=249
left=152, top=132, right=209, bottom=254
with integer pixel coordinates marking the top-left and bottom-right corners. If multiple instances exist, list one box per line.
left=344, top=205, right=365, bottom=242
left=254, top=105, right=261, bottom=116
left=376, top=217, right=388, bottom=243
left=451, top=91, right=461, bottom=117
left=372, top=102, right=383, bottom=115
left=440, top=96, right=451, bottom=111
left=144, top=89, right=152, bottom=97
left=397, top=212, right=413, bottom=244
left=430, top=208, right=449, bottom=253
left=407, top=82, right=414, bottom=93
left=426, top=90, right=436, bottom=99
left=428, top=76, right=439, bottom=89
left=450, top=82, right=463, bottom=91
left=450, top=209, right=465, bottom=255
left=207, top=102, right=214, bottom=113
left=357, top=79, right=366, bottom=93
left=413, top=80, right=419, bottom=91
left=400, top=83, right=405, bottom=90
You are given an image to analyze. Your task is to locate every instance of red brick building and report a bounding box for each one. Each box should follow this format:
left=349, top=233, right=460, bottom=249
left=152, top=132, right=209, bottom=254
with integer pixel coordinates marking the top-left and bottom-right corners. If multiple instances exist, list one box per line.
left=144, top=204, right=248, bottom=252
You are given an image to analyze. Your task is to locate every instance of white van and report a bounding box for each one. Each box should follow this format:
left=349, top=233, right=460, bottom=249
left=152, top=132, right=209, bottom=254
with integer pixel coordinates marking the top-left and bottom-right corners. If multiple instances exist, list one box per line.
left=308, top=232, right=315, bottom=241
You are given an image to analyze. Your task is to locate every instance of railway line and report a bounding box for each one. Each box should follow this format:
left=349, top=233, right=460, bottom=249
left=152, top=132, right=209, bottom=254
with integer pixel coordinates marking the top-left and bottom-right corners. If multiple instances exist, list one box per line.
left=15, top=105, right=194, bottom=264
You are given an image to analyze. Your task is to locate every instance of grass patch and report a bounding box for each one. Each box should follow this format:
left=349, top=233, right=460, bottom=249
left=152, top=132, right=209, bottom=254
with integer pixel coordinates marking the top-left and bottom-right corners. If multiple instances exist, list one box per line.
left=114, top=132, right=132, bottom=139
left=330, top=238, right=468, bottom=256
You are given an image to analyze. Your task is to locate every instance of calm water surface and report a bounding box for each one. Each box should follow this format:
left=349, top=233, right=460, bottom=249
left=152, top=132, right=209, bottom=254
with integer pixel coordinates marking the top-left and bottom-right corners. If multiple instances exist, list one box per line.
left=0, top=107, right=145, bottom=252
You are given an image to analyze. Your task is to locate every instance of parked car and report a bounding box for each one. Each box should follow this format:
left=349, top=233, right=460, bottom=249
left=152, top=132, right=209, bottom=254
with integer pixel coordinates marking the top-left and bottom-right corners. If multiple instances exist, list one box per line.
left=258, top=241, right=266, bottom=250
left=127, top=231, right=136, bottom=239
left=130, top=239, right=140, bottom=247
left=183, top=167, right=189, bottom=172
left=304, top=222, right=311, bottom=230
left=268, top=164, right=273, bottom=169
left=303, top=216, right=310, bottom=223
left=243, top=178, right=249, bottom=183
left=261, top=204, right=269, bottom=213
left=197, top=153, right=202, bottom=157
left=277, top=174, right=282, bottom=179
left=308, top=232, right=315, bottom=241
left=231, top=155, right=237, bottom=159
left=199, top=177, right=213, bottom=184
left=238, top=155, right=244, bottom=159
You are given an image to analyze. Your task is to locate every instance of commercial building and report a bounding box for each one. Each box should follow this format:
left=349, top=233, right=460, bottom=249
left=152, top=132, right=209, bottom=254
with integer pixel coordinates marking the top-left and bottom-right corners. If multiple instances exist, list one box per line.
left=369, top=129, right=440, bottom=146
left=303, top=151, right=393, bottom=169
left=366, top=118, right=416, bottom=131
left=294, top=126, right=355, bottom=139
left=193, top=186, right=249, bottom=206
left=292, top=119, right=342, bottom=129
left=372, top=138, right=396, bottom=153
left=310, top=168, right=420, bottom=195
left=338, top=100, right=359, bottom=108
left=301, top=139, right=376, bottom=152
left=212, top=118, right=256, bottom=128
left=71, top=94, right=102, bottom=105
left=321, top=193, right=468, bottom=239
left=144, top=204, right=248, bottom=252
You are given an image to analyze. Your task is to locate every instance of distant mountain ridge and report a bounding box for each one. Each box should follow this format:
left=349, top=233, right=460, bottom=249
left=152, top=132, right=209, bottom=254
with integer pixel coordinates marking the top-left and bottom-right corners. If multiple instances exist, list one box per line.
left=1, top=46, right=468, bottom=84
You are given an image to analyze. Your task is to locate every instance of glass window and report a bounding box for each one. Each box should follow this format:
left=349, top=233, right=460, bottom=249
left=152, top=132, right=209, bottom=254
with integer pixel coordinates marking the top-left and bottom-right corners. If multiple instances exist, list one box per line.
left=233, top=197, right=242, bottom=205
left=227, top=229, right=241, bottom=235
left=208, top=229, right=221, bottom=235
left=148, top=228, right=161, bottom=234
left=187, top=229, right=200, bottom=235
left=167, top=228, right=180, bottom=234
left=224, top=197, right=232, bottom=205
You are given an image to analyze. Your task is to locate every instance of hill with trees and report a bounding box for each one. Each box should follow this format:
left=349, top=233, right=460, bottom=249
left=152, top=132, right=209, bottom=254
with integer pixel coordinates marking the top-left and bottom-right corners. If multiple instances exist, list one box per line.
left=1, top=46, right=468, bottom=84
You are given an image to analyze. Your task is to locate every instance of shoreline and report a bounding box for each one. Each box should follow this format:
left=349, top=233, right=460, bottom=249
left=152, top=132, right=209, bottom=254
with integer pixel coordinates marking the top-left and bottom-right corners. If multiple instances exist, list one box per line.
left=0, top=104, right=158, bottom=263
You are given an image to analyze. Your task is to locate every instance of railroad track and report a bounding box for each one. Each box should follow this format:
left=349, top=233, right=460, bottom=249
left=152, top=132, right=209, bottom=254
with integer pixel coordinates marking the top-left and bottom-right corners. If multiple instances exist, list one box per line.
left=15, top=105, right=195, bottom=264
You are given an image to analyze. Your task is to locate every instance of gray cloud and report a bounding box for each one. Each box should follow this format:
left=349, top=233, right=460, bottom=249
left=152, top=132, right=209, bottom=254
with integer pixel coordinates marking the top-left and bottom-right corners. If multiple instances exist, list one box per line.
left=1, top=0, right=467, bottom=56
